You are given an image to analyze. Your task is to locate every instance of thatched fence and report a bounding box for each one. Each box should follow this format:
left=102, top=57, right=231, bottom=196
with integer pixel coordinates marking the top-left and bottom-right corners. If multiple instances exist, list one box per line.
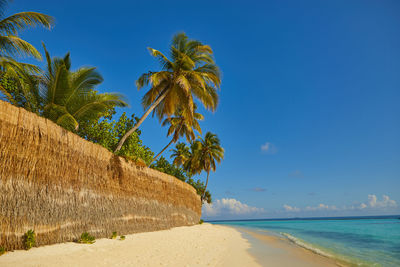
left=0, top=100, right=201, bottom=250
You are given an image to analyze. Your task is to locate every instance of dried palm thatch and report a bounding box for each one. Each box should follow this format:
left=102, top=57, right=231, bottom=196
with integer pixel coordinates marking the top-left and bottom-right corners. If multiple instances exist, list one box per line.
left=0, top=100, right=201, bottom=250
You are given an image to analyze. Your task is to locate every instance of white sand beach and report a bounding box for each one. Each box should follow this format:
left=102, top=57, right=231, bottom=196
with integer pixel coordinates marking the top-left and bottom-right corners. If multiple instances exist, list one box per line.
left=0, top=224, right=341, bottom=267
left=0, top=224, right=258, bottom=267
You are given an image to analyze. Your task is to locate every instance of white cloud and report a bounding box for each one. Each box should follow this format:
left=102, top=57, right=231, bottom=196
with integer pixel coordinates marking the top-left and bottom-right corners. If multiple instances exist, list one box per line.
left=261, top=142, right=277, bottom=154
left=202, top=198, right=264, bottom=218
left=283, top=204, right=300, bottom=212
left=359, top=203, right=367, bottom=209
left=365, top=194, right=397, bottom=209
left=261, top=142, right=271, bottom=151
left=283, top=194, right=397, bottom=214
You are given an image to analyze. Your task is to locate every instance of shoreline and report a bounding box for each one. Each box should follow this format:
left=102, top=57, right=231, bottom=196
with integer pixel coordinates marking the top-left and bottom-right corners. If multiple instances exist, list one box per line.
left=232, top=226, right=347, bottom=267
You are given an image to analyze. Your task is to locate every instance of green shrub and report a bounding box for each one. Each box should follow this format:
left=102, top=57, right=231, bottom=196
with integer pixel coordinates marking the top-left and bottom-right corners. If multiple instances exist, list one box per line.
left=120, top=235, right=126, bottom=240
left=0, top=247, right=6, bottom=256
left=23, top=230, right=36, bottom=250
left=78, top=232, right=95, bottom=244
left=110, top=231, right=117, bottom=239
left=199, top=219, right=204, bottom=224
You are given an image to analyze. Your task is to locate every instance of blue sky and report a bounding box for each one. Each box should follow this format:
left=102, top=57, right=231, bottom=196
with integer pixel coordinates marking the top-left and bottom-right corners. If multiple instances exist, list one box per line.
left=10, top=0, right=400, bottom=219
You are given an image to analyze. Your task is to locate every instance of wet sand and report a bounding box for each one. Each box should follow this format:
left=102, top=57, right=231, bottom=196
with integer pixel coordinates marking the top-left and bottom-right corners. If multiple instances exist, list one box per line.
left=237, top=227, right=344, bottom=266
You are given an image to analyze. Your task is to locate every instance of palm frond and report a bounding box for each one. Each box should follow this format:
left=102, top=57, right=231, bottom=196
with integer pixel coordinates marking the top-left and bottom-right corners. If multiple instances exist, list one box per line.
left=0, top=35, right=41, bottom=59
left=0, top=55, right=40, bottom=74
left=66, top=67, right=103, bottom=105
left=56, top=112, right=79, bottom=131
left=147, top=47, right=173, bottom=70
left=71, top=93, right=127, bottom=122
left=42, top=42, right=52, bottom=76
left=0, top=83, right=15, bottom=103
left=0, top=12, right=54, bottom=35
left=136, top=71, right=152, bottom=89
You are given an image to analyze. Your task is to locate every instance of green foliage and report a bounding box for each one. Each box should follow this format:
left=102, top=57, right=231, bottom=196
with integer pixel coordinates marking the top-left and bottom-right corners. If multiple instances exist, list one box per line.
left=78, top=232, right=95, bottom=244
left=151, top=156, right=187, bottom=182
left=110, top=231, right=117, bottom=239
left=23, top=229, right=35, bottom=250
left=199, top=219, right=204, bottom=224
left=189, top=132, right=224, bottom=175
left=0, top=1, right=54, bottom=59
left=40, top=46, right=128, bottom=131
left=170, top=132, right=223, bottom=203
left=161, top=106, right=203, bottom=144
left=119, top=235, right=125, bottom=240
left=1, top=46, right=128, bottom=133
left=187, top=178, right=212, bottom=204
left=138, top=32, right=220, bottom=122
left=0, top=61, right=42, bottom=113
left=77, top=110, right=154, bottom=165
left=171, top=142, right=191, bottom=167
left=150, top=154, right=212, bottom=202
left=0, top=246, right=5, bottom=256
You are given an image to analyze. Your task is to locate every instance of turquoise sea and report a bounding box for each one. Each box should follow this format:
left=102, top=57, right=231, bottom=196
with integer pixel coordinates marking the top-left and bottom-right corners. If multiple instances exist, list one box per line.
left=210, top=216, right=400, bottom=266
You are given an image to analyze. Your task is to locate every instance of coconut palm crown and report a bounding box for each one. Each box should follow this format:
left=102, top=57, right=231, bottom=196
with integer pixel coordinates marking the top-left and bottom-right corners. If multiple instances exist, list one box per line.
left=190, top=132, right=224, bottom=201
left=171, top=142, right=191, bottom=168
left=150, top=107, right=203, bottom=165
left=40, top=45, right=128, bottom=131
left=115, top=32, right=221, bottom=152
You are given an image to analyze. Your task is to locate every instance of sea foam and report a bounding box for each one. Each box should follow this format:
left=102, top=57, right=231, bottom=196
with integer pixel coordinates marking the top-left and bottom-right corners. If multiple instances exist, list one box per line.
left=280, top=232, right=334, bottom=258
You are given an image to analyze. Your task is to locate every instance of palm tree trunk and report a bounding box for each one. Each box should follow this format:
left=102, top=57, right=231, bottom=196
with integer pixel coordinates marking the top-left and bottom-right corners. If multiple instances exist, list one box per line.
left=149, top=139, right=175, bottom=165
left=201, top=171, right=210, bottom=202
left=114, top=89, right=169, bottom=152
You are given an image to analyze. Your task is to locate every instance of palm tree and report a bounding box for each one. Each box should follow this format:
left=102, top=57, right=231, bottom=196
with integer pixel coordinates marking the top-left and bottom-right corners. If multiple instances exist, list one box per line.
left=170, top=142, right=191, bottom=168
left=0, top=1, right=53, bottom=106
left=0, top=0, right=54, bottom=60
left=114, top=32, right=221, bottom=152
left=40, top=45, right=128, bottom=131
left=190, top=132, right=224, bottom=201
left=150, top=107, right=203, bottom=165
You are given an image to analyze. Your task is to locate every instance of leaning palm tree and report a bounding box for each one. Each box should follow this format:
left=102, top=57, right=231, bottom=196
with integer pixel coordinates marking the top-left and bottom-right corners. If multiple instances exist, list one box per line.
left=150, top=107, right=203, bottom=165
left=40, top=45, right=128, bottom=131
left=115, top=32, right=221, bottom=152
left=0, top=0, right=54, bottom=59
left=190, top=132, right=224, bottom=201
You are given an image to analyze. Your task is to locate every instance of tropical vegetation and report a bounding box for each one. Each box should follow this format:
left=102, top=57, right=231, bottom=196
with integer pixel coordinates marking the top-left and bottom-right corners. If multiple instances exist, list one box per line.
left=40, top=45, right=128, bottom=131
left=77, top=109, right=154, bottom=165
left=150, top=105, right=203, bottom=165
left=169, top=132, right=224, bottom=202
left=23, top=229, right=35, bottom=250
left=0, top=0, right=54, bottom=110
left=0, top=3, right=224, bottom=203
left=78, top=232, right=95, bottom=244
left=0, top=0, right=53, bottom=59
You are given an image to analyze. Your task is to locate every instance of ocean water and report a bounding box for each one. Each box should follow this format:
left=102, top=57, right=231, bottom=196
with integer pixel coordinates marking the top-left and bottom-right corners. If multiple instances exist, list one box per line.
left=210, top=216, right=400, bottom=266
